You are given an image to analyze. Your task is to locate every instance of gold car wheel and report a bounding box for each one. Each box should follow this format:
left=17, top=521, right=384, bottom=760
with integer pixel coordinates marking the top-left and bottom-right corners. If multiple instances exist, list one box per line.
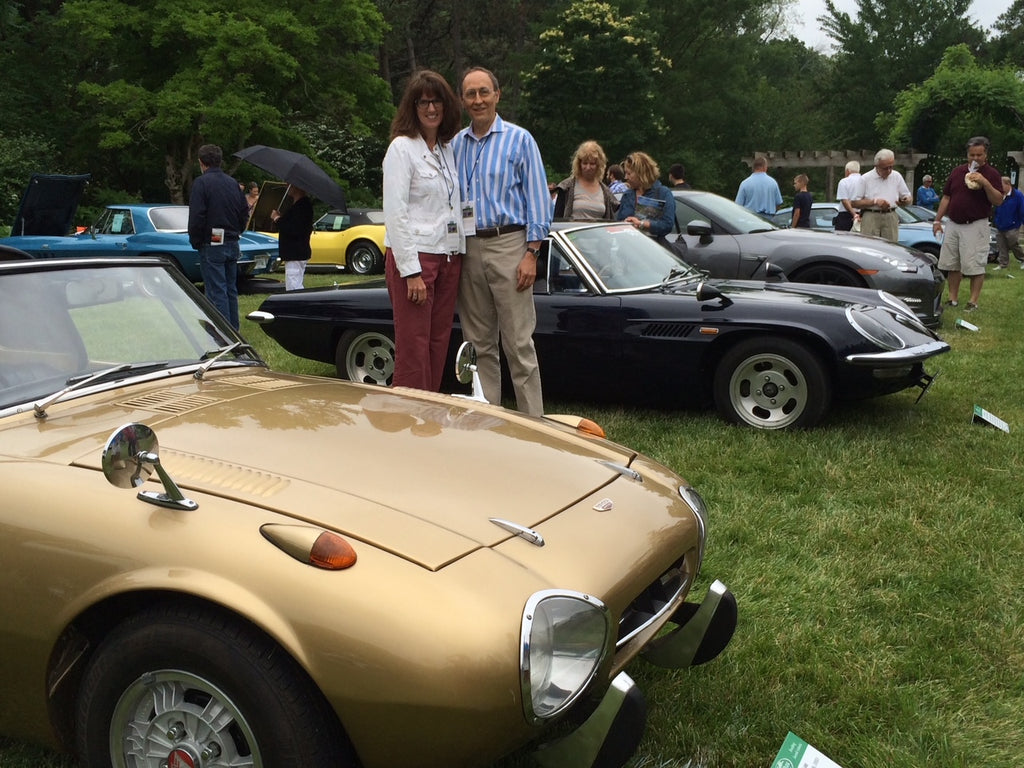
left=75, top=605, right=352, bottom=768
left=336, top=329, right=395, bottom=386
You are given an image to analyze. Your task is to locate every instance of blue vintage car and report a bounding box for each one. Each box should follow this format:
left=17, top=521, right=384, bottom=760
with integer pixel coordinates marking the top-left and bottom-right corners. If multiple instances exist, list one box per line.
left=0, top=174, right=280, bottom=281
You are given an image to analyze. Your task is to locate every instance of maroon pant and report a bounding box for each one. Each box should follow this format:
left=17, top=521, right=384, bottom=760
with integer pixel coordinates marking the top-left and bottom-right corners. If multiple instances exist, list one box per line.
left=385, top=249, right=462, bottom=392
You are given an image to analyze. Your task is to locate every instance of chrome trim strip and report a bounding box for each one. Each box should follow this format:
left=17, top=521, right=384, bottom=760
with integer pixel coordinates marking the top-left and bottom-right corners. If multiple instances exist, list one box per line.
left=489, top=517, right=545, bottom=546
left=845, top=340, right=949, bottom=366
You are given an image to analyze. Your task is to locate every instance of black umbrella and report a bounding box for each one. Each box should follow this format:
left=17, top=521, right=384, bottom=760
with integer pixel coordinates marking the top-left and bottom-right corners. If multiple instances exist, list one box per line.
left=234, top=145, right=347, bottom=212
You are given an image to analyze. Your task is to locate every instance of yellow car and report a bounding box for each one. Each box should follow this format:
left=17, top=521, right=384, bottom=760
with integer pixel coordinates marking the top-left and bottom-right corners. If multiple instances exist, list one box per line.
left=309, top=208, right=386, bottom=274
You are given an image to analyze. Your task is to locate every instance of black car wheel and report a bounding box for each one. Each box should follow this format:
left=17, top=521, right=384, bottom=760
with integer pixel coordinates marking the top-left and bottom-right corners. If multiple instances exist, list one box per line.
left=713, top=337, right=830, bottom=429
left=346, top=240, right=383, bottom=275
left=790, top=263, right=865, bottom=287
left=75, top=605, right=352, bottom=768
left=336, top=329, right=395, bottom=385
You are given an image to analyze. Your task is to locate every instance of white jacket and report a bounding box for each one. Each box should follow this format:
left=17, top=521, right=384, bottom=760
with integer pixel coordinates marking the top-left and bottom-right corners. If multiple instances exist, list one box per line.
left=383, top=134, right=464, bottom=276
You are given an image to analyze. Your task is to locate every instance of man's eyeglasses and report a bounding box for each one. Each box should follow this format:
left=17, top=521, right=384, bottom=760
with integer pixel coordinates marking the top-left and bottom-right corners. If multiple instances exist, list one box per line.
left=462, top=88, right=493, bottom=100
left=416, top=98, right=444, bottom=110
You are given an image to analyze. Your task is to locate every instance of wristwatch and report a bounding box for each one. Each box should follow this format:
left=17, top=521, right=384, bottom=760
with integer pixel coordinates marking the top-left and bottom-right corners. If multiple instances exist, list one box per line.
left=525, top=246, right=538, bottom=256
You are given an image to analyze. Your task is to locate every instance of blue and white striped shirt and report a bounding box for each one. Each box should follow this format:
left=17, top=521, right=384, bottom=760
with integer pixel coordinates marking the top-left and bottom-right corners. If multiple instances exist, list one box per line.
left=452, top=115, right=551, bottom=243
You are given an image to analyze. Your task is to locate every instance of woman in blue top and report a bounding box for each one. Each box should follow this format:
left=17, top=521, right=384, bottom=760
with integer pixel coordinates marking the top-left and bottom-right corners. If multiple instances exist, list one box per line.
left=615, top=151, right=676, bottom=238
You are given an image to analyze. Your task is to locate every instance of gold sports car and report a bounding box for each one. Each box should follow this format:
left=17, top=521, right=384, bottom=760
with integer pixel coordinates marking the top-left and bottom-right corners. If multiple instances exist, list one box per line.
left=0, top=255, right=735, bottom=768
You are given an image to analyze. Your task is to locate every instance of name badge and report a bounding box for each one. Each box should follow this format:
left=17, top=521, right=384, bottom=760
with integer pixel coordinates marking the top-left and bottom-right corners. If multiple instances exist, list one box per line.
left=445, top=220, right=460, bottom=253
left=461, top=202, right=477, bottom=236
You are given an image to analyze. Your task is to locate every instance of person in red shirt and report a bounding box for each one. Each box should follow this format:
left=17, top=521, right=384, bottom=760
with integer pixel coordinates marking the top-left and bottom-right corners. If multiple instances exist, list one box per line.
left=932, top=136, right=1003, bottom=311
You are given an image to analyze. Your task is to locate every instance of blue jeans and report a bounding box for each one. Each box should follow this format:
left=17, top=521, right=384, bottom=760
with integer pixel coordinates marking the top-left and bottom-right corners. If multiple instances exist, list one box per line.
left=199, top=242, right=240, bottom=329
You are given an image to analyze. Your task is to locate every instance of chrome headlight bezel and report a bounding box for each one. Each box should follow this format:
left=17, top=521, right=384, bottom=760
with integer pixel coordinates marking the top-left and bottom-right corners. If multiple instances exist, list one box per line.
left=679, top=485, right=708, bottom=567
left=520, top=590, right=612, bottom=724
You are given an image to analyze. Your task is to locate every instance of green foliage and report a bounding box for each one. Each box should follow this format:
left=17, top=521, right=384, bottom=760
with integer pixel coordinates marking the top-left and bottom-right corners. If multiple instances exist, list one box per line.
left=885, top=45, right=1024, bottom=155
left=520, top=0, right=670, bottom=173
left=818, top=0, right=986, bottom=149
left=0, top=131, right=59, bottom=225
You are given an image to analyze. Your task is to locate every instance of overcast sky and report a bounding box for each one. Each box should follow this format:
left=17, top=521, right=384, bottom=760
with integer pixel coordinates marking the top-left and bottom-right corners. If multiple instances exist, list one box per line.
left=789, top=0, right=1007, bottom=51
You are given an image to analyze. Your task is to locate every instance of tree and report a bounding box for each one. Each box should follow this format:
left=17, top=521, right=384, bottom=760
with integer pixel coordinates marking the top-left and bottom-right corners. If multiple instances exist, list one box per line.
left=53, top=0, right=391, bottom=203
left=985, top=0, right=1024, bottom=66
left=885, top=44, right=1024, bottom=159
left=519, top=0, right=670, bottom=175
left=818, top=0, right=986, bottom=149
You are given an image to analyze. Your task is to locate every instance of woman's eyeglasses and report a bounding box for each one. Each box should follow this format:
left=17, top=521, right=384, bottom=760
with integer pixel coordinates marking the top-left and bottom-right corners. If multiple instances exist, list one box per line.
left=416, top=98, right=443, bottom=110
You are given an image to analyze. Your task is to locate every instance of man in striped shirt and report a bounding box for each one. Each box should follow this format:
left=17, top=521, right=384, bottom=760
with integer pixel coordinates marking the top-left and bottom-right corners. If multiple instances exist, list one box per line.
left=453, top=67, right=550, bottom=416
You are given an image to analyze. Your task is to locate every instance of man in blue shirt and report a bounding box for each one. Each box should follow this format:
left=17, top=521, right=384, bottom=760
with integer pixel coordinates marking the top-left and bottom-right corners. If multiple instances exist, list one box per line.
left=188, top=144, right=248, bottom=329
left=735, top=156, right=783, bottom=217
left=993, top=176, right=1024, bottom=270
left=916, top=174, right=940, bottom=209
left=453, top=67, right=550, bottom=416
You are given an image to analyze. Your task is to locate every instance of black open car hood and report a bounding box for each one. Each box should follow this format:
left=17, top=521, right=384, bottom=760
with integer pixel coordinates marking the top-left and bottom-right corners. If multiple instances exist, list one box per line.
left=9, top=173, right=91, bottom=236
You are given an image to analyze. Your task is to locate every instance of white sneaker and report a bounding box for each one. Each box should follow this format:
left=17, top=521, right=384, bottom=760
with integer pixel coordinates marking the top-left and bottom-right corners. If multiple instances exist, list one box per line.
left=993, top=264, right=1007, bottom=270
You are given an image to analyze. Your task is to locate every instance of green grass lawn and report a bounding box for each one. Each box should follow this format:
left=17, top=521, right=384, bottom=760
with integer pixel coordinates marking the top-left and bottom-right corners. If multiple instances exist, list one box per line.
left=4, top=268, right=1023, bottom=768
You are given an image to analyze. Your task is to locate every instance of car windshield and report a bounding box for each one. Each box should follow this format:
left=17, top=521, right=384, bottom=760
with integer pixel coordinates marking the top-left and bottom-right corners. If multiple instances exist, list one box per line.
left=0, top=262, right=254, bottom=412
left=562, top=224, right=700, bottom=291
left=675, top=191, right=779, bottom=234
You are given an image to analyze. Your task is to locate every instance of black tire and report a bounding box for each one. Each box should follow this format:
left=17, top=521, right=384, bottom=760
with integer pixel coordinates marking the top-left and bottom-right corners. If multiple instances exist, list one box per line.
left=713, top=336, right=830, bottom=429
left=335, top=329, right=395, bottom=385
left=346, top=240, right=383, bottom=275
left=790, top=263, right=865, bottom=287
left=75, top=604, right=352, bottom=768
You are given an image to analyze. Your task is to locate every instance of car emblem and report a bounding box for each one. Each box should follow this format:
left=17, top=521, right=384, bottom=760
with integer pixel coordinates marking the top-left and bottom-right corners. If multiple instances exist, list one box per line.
left=168, top=749, right=196, bottom=768
left=593, top=498, right=614, bottom=511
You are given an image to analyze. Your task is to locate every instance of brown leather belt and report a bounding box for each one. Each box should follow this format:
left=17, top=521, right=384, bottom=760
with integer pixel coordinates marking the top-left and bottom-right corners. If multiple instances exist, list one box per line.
left=474, top=224, right=526, bottom=238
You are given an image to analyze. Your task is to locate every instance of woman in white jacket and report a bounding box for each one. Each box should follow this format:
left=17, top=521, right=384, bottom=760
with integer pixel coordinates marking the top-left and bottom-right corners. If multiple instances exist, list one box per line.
left=383, top=70, right=465, bottom=391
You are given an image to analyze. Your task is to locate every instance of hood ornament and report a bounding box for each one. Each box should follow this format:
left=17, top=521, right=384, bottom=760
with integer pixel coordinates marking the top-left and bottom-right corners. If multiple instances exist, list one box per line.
left=489, top=518, right=544, bottom=547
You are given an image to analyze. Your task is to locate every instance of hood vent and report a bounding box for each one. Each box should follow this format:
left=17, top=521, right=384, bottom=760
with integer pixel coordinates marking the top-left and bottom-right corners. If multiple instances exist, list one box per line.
left=116, top=391, right=219, bottom=414
left=228, top=374, right=302, bottom=390
left=161, top=448, right=290, bottom=498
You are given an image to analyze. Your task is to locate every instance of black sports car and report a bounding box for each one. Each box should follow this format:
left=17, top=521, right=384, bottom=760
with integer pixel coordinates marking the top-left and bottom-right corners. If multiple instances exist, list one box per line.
left=249, top=222, right=950, bottom=429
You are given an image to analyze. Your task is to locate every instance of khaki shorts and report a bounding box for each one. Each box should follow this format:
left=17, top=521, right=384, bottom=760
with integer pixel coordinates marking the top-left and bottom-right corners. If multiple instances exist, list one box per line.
left=937, top=219, right=990, bottom=276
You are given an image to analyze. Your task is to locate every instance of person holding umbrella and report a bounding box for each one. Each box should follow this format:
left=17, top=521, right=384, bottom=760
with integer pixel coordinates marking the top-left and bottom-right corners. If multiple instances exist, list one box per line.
left=382, top=69, right=464, bottom=392
left=270, top=186, right=313, bottom=290
left=188, top=144, right=248, bottom=329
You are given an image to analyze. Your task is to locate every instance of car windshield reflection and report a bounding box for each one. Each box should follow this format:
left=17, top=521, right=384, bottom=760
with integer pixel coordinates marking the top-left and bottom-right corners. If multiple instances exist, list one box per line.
left=0, top=263, right=251, bottom=411
left=677, top=191, right=780, bottom=234
left=564, top=224, right=700, bottom=291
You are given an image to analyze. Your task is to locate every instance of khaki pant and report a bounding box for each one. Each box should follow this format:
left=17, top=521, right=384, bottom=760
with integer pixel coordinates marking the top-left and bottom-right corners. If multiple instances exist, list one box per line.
left=860, top=210, right=899, bottom=243
left=459, top=231, right=543, bottom=416
left=995, top=227, right=1024, bottom=267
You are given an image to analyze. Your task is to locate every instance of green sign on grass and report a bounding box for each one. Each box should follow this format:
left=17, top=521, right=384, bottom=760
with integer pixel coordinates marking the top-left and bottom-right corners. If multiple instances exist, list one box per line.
left=771, top=732, right=843, bottom=768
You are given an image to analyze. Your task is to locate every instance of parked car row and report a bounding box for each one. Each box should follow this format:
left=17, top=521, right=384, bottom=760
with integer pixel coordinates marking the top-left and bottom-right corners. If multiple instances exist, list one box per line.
left=768, top=200, right=999, bottom=260
left=0, top=253, right=735, bottom=768
left=0, top=174, right=281, bottom=282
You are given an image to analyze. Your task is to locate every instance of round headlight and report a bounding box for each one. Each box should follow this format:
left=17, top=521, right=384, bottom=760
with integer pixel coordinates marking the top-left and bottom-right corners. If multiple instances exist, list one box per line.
left=520, top=590, right=611, bottom=723
left=847, top=307, right=906, bottom=350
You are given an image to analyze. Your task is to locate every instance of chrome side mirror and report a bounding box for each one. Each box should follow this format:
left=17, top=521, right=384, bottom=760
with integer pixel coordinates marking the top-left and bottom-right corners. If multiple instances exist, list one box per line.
left=102, top=423, right=198, bottom=510
left=453, top=342, right=488, bottom=403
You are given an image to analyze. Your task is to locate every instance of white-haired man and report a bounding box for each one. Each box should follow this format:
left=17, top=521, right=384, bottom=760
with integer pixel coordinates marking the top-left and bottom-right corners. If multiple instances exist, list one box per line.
left=851, top=149, right=912, bottom=243
left=834, top=160, right=861, bottom=231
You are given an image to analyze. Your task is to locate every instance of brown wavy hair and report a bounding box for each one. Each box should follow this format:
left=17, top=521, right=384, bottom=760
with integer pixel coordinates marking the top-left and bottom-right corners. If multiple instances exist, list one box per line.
left=571, top=140, right=608, bottom=182
left=390, top=70, right=461, bottom=143
left=622, top=151, right=660, bottom=191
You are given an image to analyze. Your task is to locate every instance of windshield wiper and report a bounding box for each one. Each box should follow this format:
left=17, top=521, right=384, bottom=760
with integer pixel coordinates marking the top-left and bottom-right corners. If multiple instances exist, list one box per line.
left=34, top=362, right=169, bottom=419
left=195, top=342, right=261, bottom=380
left=661, top=267, right=700, bottom=290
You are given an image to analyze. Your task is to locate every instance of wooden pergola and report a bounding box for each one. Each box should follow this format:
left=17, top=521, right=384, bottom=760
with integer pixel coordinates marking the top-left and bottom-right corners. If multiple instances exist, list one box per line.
left=741, top=151, right=928, bottom=201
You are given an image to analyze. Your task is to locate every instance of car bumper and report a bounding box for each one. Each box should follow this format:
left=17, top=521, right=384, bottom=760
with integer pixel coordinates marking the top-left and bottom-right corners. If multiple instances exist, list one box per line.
left=533, top=581, right=736, bottom=768
left=845, top=339, right=950, bottom=366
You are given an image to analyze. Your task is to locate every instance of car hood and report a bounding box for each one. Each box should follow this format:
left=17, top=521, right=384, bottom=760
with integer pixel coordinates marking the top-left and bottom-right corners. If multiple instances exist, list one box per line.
left=8, top=173, right=91, bottom=236
left=51, top=372, right=637, bottom=568
left=755, top=228, right=936, bottom=265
